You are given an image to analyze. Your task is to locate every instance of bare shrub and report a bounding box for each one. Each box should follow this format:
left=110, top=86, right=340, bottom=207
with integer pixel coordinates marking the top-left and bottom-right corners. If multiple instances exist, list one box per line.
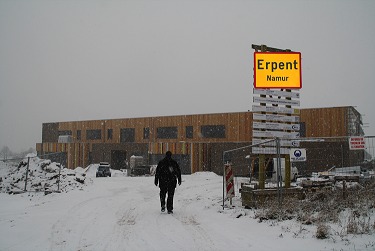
left=316, top=224, right=330, bottom=239
left=347, top=211, right=372, bottom=235
left=253, top=179, right=375, bottom=237
left=254, top=197, right=297, bottom=222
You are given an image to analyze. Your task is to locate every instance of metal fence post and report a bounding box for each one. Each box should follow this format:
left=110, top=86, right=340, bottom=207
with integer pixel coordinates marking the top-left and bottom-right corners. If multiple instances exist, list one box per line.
left=24, top=157, right=30, bottom=191
left=57, top=154, right=62, bottom=192
left=222, top=151, right=225, bottom=210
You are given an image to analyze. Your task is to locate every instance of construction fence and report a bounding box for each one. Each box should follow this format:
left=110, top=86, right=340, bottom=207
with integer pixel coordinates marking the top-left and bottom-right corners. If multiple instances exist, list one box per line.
left=222, top=136, right=375, bottom=209
left=222, top=136, right=375, bottom=180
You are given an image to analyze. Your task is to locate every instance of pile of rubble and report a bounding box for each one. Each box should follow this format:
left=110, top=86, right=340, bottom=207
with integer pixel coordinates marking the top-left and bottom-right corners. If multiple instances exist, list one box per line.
left=0, top=155, right=91, bottom=195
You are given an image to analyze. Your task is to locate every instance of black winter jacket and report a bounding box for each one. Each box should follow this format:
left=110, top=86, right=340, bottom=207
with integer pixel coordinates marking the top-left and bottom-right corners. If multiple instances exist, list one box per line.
left=154, top=156, right=182, bottom=188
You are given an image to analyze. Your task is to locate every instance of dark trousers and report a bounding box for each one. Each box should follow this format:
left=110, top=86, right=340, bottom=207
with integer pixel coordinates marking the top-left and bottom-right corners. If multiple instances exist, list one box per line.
left=159, top=184, right=176, bottom=212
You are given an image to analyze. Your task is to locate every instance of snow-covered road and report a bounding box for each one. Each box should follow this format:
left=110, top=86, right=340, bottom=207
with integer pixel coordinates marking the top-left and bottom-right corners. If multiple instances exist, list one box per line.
left=1, top=172, right=373, bottom=251
left=47, top=176, right=224, bottom=251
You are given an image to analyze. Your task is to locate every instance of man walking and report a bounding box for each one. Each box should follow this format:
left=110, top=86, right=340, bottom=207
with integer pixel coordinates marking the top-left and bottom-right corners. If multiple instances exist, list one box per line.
left=154, top=151, right=182, bottom=214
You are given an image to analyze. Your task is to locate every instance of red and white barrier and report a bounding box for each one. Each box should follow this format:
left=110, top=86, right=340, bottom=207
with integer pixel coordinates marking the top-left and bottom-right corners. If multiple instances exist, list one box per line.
left=225, top=164, right=235, bottom=199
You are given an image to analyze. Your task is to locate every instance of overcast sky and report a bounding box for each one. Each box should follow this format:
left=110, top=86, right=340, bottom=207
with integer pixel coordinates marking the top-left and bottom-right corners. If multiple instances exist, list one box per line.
left=0, top=0, right=374, bottom=152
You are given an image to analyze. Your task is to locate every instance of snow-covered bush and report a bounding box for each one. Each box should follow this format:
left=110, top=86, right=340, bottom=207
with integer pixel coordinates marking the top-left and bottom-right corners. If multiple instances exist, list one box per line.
left=316, top=224, right=330, bottom=239
left=254, top=179, right=375, bottom=238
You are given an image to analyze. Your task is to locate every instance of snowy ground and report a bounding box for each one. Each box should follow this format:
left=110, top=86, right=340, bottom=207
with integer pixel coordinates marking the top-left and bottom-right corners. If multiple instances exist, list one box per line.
left=1, top=159, right=375, bottom=251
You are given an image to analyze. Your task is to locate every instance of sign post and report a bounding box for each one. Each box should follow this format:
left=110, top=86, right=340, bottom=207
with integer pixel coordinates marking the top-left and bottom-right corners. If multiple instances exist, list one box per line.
left=252, top=44, right=302, bottom=189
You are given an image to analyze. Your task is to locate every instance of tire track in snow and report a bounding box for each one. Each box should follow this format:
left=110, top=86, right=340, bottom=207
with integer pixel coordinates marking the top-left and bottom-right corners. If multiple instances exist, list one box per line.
left=49, top=184, right=131, bottom=251
left=173, top=198, right=218, bottom=251
left=49, top=194, right=110, bottom=251
left=108, top=187, right=188, bottom=250
left=49, top=176, right=220, bottom=251
left=102, top=200, right=140, bottom=250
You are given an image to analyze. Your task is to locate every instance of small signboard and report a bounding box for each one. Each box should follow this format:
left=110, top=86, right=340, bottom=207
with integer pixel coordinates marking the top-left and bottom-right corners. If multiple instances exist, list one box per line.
left=252, top=105, right=300, bottom=115
left=253, top=139, right=300, bottom=147
left=252, top=147, right=290, bottom=155
left=349, top=137, right=366, bottom=150
left=253, top=113, right=300, bottom=123
left=254, top=52, right=302, bottom=89
left=253, top=96, right=300, bottom=106
left=253, top=130, right=300, bottom=139
left=290, top=148, right=307, bottom=162
left=253, top=89, right=300, bottom=99
left=253, top=121, right=300, bottom=131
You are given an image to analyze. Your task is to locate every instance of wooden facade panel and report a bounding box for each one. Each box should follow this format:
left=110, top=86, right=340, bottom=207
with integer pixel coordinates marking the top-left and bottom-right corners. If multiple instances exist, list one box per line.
left=227, top=113, right=252, bottom=142
left=37, top=107, right=362, bottom=172
left=300, top=107, right=347, bottom=137
left=44, top=108, right=351, bottom=146
left=242, top=112, right=252, bottom=142
left=50, top=112, right=253, bottom=145
left=36, top=143, right=42, bottom=152
left=42, top=123, right=59, bottom=142
left=148, top=142, right=192, bottom=155
left=106, top=119, right=122, bottom=143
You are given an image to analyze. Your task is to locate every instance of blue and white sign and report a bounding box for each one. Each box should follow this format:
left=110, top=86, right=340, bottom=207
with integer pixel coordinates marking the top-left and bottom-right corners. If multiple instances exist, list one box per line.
left=290, top=148, right=307, bottom=162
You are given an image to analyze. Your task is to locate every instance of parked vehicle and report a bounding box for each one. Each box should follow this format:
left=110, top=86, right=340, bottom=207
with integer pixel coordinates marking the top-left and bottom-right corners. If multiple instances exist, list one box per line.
left=96, top=163, right=111, bottom=177
left=269, top=158, right=299, bottom=182
left=128, top=156, right=151, bottom=176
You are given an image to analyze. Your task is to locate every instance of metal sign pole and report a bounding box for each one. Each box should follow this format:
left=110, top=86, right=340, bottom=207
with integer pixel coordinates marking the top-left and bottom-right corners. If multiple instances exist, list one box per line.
left=276, top=138, right=282, bottom=206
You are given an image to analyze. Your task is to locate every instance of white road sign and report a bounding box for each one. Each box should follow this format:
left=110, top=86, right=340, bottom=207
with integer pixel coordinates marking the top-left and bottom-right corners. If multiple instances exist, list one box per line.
left=290, top=148, right=307, bottom=162
left=253, top=89, right=300, bottom=99
left=253, top=96, right=300, bottom=106
left=252, top=130, right=300, bottom=139
left=253, top=139, right=300, bottom=147
left=252, top=88, right=301, bottom=155
left=253, top=113, right=300, bottom=123
left=252, top=147, right=290, bottom=155
left=252, top=105, right=300, bottom=115
left=253, top=121, right=300, bottom=131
